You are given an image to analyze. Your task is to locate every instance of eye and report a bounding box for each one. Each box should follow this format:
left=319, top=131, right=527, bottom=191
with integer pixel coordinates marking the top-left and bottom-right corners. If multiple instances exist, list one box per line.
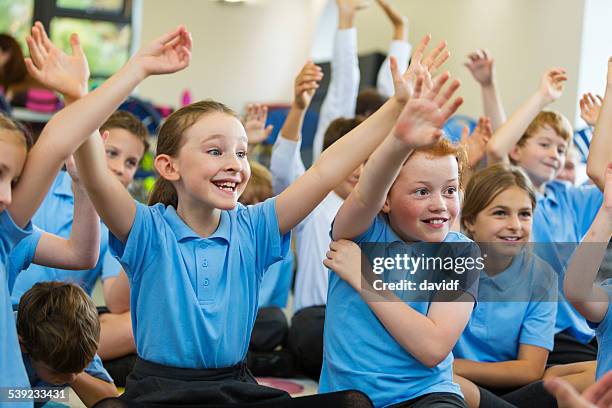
left=237, top=151, right=247, bottom=159
left=492, top=210, right=506, bottom=216
left=208, top=148, right=221, bottom=156
left=126, top=159, right=138, bottom=169
left=105, top=149, right=118, bottom=158
left=519, top=211, right=532, bottom=218
left=414, top=188, right=429, bottom=197
left=444, top=186, right=457, bottom=196
left=539, top=142, right=550, bottom=149
left=558, top=146, right=566, bottom=155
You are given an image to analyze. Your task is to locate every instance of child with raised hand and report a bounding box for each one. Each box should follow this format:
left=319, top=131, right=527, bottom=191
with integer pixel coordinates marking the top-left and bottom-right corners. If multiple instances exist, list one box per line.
left=464, top=50, right=506, bottom=131
left=453, top=163, right=558, bottom=408
left=563, top=162, right=612, bottom=382
left=41, top=22, right=418, bottom=406
left=485, top=65, right=607, bottom=365
left=322, top=73, right=475, bottom=407
left=580, top=93, right=603, bottom=128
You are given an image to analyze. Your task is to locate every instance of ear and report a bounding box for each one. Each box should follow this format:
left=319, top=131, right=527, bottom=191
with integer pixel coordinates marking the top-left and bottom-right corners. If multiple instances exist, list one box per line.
left=382, top=196, right=391, bottom=214
left=154, top=154, right=180, bottom=182
left=463, top=218, right=475, bottom=237
left=509, top=145, right=522, bottom=164
left=18, top=335, right=26, bottom=352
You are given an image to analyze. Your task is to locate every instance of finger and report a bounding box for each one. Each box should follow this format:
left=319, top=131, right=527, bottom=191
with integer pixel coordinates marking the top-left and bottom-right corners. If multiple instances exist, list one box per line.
left=26, top=36, right=45, bottom=68
left=594, top=388, right=612, bottom=407
left=412, top=34, right=431, bottom=62
left=23, top=57, right=42, bottom=79
left=413, top=75, right=424, bottom=99
left=32, top=25, right=49, bottom=59
left=264, top=125, right=274, bottom=137
left=435, top=79, right=461, bottom=108
left=482, top=49, right=490, bottom=61
left=261, top=106, right=268, bottom=121
left=70, top=33, right=85, bottom=58
left=155, top=25, right=184, bottom=46
left=326, top=250, right=334, bottom=260
left=423, top=40, right=447, bottom=70
left=597, top=94, right=604, bottom=104
left=543, top=378, right=585, bottom=408
left=322, top=258, right=332, bottom=269
left=440, top=97, right=464, bottom=122
left=431, top=50, right=450, bottom=72
left=460, top=125, right=469, bottom=143
left=584, top=371, right=612, bottom=402
left=426, top=71, right=450, bottom=100
left=35, top=21, right=53, bottom=53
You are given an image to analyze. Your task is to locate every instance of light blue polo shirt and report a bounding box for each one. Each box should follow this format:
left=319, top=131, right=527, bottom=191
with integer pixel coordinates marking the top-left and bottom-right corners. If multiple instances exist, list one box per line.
left=532, top=180, right=603, bottom=343
left=320, top=214, right=479, bottom=407
left=454, top=249, right=557, bottom=362
left=109, top=198, right=290, bottom=369
left=10, top=172, right=121, bottom=304
left=0, top=210, right=34, bottom=407
left=23, top=353, right=113, bottom=388
left=259, top=250, right=294, bottom=308
left=588, top=280, right=612, bottom=379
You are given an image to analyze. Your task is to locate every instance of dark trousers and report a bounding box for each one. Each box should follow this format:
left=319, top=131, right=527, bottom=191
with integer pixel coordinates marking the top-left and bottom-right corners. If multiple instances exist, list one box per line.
left=389, top=393, right=468, bottom=408
left=287, top=305, right=326, bottom=380
left=478, top=381, right=558, bottom=408
left=547, top=330, right=598, bottom=365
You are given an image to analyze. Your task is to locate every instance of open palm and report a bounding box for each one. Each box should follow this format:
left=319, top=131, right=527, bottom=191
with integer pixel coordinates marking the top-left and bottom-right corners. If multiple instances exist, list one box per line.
left=25, top=22, right=89, bottom=99
left=134, top=26, right=192, bottom=76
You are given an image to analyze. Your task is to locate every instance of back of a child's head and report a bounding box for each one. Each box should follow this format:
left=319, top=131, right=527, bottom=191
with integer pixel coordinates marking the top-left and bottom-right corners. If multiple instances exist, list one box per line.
left=517, top=110, right=573, bottom=148
left=355, top=88, right=386, bottom=118
left=322, top=116, right=364, bottom=152
left=461, top=163, right=536, bottom=235
left=101, top=110, right=150, bottom=154
left=0, top=113, right=32, bottom=150
left=148, top=99, right=238, bottom=208
left=17, top=282, right=99, bottom=374
left=239, top=161, right=272, bottom=205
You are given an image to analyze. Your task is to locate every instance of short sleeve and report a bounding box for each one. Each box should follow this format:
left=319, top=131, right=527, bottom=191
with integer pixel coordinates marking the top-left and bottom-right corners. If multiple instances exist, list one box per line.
left=569, top=184, right=603, bottom=237
left=0, top=210, right=33, bottom=262
left=240, top=198, right=291, bottom=274
left=6, top=228, right=42, bottom=292
left=108, top=201, right=161, bottom=282
left=84, top=354, right=114, bottom=383
left=519, top=300, right=557, bottom=350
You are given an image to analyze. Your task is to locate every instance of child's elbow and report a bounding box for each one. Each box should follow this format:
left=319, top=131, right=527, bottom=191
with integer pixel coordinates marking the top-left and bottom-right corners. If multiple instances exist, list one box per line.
left=486, top=143, right=504, bottom=163
left=414, top=346, right=449, bottom=368
left=585, top=161, right=603, bottom=188
left=75, top=253, right=100, bottom=270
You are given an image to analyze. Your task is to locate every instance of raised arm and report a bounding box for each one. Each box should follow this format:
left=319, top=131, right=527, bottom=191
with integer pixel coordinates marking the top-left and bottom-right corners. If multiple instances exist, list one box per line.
left=32, top=158, right=100, bottom=270
left=587, top=58, right=612, bottom=191
left=8, top=23, right=90, bottom=228
left=270, top=61, right=323, bottom=193
left=580, top=93, right=603, bottom=128
left=312, top=0, right=361, bottom=159
left=275, top=36, right=452, bottom=235
left=564, top=162, right=612, bottom=323
left=464, top=49, right=506, bottom=131
left=21, top=24, right=191, bottom=242
left=486, top=68, right=567, bottom=164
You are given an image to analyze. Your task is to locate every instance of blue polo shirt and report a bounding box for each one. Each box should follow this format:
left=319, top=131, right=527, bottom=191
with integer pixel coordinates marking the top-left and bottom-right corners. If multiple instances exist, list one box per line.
left=23, top=353, right=113, bottom=388
left=109, top=198, right=290, bottom=369
left=320, top=214, right=479, bottom=407
left=588, top=280, right=612, bottom=379
left=10, top=172, right=121, bottom=304
left=532, top=180, right=603, bottom=343
left=259, top=250, right=294, bottom=308
left=454, top=249, right=557, bottom=362
left=0, top=210, right=33, bottom=407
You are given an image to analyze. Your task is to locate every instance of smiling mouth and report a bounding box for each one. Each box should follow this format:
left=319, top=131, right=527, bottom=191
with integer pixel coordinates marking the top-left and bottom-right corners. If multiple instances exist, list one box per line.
left=497, top=236, right=523, bottom=242
left=422, top=218, right=449, bottom=228
left=213, top=181, right=237, bottom=193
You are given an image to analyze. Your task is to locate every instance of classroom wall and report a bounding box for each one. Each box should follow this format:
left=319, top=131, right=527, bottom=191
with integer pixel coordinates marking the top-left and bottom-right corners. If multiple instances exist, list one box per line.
left=138, top=0, right=595, bottom=126
left=137, top=0, right=326, bottom=114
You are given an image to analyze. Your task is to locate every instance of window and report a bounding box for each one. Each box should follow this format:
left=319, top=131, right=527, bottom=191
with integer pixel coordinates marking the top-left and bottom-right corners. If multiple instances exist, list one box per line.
left=0, top=0, right=35, bottom=50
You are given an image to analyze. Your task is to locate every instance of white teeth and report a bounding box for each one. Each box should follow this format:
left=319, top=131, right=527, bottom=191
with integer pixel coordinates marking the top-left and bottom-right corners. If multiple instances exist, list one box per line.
left=426, top=219, right=446, bottom=224
left=214, top=181, right=237, bottom=192
left=500, top=237, right=519, bottom=241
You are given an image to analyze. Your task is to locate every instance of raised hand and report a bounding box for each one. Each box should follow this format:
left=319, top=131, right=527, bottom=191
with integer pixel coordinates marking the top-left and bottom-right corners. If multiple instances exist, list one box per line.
left=392, top=34, right=450, bottom=104
left=539, top=68, right=567, bottom=104
left=580, top=93, right=603, bottom=127
left=243, top=104, right=273, bottom=145
left=323, top=239, right=364, bottom=290
left=294, top=61, right=323, bottom=110
left=393, top=72, right=463, bottom=149
left=545, top=371, right=612, bottom=408
left=464, top=49, right=494, bottom=86
left=130, top=25, right=192, bottom=77
left=460, top=117, right=492, bottom=168
left=24, top=21, right=89, bottom=100
left=376, top=0, right=408, bottom=40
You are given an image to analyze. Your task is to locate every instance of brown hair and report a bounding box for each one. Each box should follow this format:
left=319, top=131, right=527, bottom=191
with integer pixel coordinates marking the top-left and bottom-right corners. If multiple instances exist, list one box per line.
left=355, top=88, right=386, bottom=117
left=0, top=113, right=32, bottom=150
left=148, top=100, right=238, bottom=207
left=239, top=161, right=272, bottom=205
left=461, top=163, right=537, bottom=236
left=0, top=34, right=27, bottom=91
left=517, top=110, right=573, bottom=148
left=408, top=138, right=469, bottom=190
left=101, top=110, right=150, bottom=155
left=323, top=116, right=364, bottom=152
left=17, top=282, right=100, bottom=374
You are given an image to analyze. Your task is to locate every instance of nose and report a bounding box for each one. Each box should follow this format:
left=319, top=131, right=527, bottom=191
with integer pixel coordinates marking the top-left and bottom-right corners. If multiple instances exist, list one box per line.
left=224, top=153, right=243, bottom=172
left=428, top=192, right=447, bottom=212
left=108, top=161, right=124, bottom=176
left=0, top=181, right=12, bottom=209
left=548, top=146, right=561, bottom=161
left=507, top=214, right=521, bottom=231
